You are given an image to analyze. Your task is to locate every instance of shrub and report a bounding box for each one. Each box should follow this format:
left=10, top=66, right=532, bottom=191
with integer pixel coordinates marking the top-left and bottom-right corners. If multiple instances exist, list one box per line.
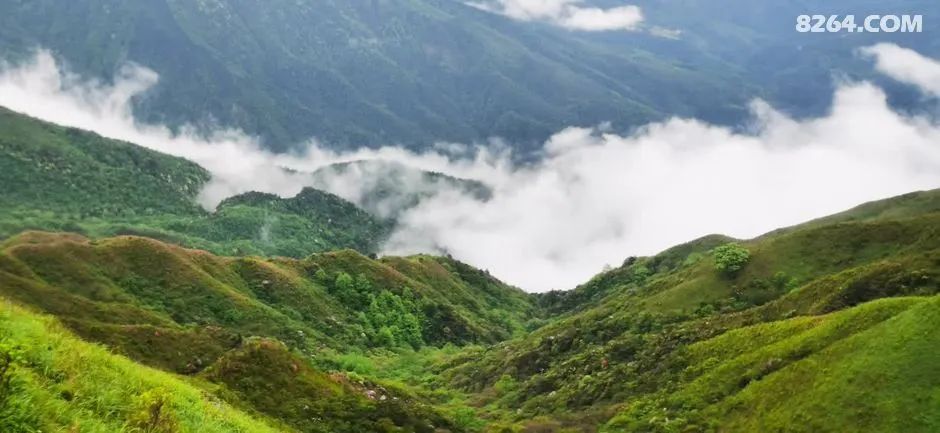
left=0, top=342, right=23, bottom=407
left=712, top=243, right=751, bottom=276
left=128, top=388, right=179, bottom=433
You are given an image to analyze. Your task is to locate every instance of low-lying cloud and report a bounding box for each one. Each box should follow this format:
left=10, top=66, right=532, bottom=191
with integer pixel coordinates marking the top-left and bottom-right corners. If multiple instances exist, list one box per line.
left=1, top=45, right=940, bottom=292
left=468, top=0, right=643, bottom=31
left=860, top=43, right=940, bottom=97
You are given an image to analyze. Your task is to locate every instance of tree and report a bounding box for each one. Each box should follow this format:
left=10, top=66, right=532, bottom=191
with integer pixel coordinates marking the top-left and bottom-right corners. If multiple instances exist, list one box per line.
left=712, top=243, right=751, bottom=276
left=360, top=290, right=424, bottom=349
left=332, top=272, right=368, bottom=309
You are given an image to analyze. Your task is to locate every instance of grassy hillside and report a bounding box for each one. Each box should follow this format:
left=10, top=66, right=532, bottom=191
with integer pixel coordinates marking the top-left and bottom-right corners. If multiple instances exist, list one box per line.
left=0, top=228, right=540, bottom=431
left=0, top=107, right=390, bottom=255
left=0, top=297, right=482, bottom=433
left=605, top=295, right=940, bottom=433
left=0, top=106, right=209, bottom=218
left=200, top=337, right=462, bottom=433
left=0, top=300, right=281, bottom=432
left=433, top=190, right=940, bottom=432
left=0, top=231, right=538, bottom=365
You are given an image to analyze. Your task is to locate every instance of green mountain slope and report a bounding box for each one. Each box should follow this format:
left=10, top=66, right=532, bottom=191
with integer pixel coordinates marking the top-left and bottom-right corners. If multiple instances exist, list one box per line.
left=0, top=106, right=209, bottom=218
left=435, top=190, right=940, bottom=432
left=0, top=189, right=937, bottom=431
left=0, top=107, right=389, bottom=255
left=606, top=295, right=940, bottom=432
left=0, top=231, right=537, bottom=366
left=0, top=231, right=538, bottom=431
left=0, top=301, right=281, bottom=432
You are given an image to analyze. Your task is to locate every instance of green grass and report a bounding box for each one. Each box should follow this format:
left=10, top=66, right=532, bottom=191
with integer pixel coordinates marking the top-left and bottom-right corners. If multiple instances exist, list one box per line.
left=0, top=300, right=281, bottom=432
left=0, top=230, right=539, bottom=368
left=433, top=190, right=940, bottom=432
left=200, top=338, right=460, bottom=433
left=604, top=296, right=940, bottom=432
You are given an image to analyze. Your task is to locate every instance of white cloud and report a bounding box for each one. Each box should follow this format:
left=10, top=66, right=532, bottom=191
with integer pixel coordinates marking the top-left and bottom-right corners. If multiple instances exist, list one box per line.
left=649, top=26, right=682, bottom=40
left=470, top=0, right=643, bottom=31
left=383, top=82, right=940, bottom=291
left=860, top=43, right=940, bottom=97
left=0, top=51, right=495, bottom=210
left=0, top=51, right=321, bottom=209
left=1, top=45, right=940, bottom=292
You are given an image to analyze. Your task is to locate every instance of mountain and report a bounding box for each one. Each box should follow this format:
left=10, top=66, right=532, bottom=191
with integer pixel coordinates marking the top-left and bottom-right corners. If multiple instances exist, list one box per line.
left=0, top=299, right=465, bottom=433
left=0, top=231, right=538, bottom=360
left=310, top=160, right=492, bottom=219
left=439, top=189, right=940, bottom=432
left=2, top=1, right=936, bottom=153
left=0, top=106, right=389, bottom=256
left=588, top=0, right=940, bottom=118
left=0, top=230, right=538, bottom=432
left=0, top=301, right=282, bottom=432
left=1, top=186, right=938, bottom=431
left=0, top=0, right=751, bottom=152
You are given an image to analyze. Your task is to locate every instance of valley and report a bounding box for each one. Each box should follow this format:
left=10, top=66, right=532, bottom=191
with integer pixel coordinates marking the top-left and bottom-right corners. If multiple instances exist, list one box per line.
left=0, top=108, right=938, bottom=431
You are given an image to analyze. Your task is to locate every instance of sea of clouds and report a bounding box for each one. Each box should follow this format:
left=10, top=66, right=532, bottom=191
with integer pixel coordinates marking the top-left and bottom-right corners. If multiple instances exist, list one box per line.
left=1, top=43, right=939, bottom=292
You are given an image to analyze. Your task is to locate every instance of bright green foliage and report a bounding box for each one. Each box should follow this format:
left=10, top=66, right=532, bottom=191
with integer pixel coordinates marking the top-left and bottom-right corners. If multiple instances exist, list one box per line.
left=604, top=296, right=940, bottom=433
left=0, top=302, right=280, bottom=432
left=329, top=272, right=372, bottom=310
left=361, top=290, right=424, bottom=349
left=712, top=242, right=751, bottom=276
left=436, top=194, right=940, bottom=432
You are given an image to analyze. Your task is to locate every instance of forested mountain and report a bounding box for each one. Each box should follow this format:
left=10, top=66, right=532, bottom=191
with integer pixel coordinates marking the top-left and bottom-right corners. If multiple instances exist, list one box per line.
left=3, top=0, right=933, bottom=152
left=0, top=0, right=738, bottom=151
left=0, top=107, right=390, bottom=255
left=0, top=109, right=938, bottom=430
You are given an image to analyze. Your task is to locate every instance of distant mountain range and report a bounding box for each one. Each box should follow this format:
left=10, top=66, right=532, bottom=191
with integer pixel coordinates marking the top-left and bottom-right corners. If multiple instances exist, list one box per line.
left=1, top=0, right=935, bottom=152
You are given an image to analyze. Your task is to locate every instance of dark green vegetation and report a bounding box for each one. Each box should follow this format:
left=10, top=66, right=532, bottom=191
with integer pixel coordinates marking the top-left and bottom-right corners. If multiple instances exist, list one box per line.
left=6, top=1, right=934, bottom=152
left=0, top=0, right=740, bottom=151
left=0, top=107, right=390, bottom=256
